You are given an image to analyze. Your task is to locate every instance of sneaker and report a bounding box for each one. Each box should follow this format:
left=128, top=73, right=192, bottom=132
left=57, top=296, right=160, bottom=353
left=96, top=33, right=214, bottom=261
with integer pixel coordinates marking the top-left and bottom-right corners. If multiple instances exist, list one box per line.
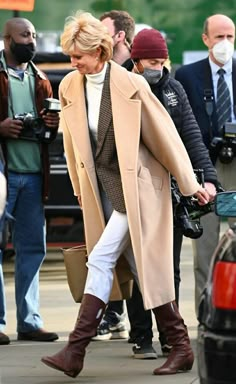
left=132, top=343, right=157, bottom=359
left=161, top=343, right=173, bottom=357
left=92, top=315, right=129, bottom=341
left=109, top=320, right=129, bottom=339
left=92, top=320, right=112, bottom=341
left=158, top=330, right=172, bottom=356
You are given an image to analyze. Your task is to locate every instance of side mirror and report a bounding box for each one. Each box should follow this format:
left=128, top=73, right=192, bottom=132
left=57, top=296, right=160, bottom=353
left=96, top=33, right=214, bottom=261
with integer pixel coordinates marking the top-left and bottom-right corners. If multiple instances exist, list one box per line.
left=215, top=191, right=236, bottom=217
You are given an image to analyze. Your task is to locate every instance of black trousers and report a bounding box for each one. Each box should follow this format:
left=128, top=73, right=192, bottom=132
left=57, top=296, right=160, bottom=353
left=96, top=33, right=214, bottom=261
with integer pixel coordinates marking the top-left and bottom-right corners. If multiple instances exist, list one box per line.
left=127, top=228, right=183, bottom=344
left=104, top=300, right=124, bottom=323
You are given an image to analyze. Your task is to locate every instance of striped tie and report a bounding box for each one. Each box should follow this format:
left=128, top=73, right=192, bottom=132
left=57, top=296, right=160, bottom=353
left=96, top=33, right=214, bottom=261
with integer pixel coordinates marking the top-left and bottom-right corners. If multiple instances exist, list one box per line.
left=216, top=68, right=231, bottom=132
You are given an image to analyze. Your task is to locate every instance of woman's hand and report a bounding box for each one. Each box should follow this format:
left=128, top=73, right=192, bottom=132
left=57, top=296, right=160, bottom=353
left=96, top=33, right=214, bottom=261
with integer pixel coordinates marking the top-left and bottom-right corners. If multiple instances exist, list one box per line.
left=194, top=185, right=210, bottom=206
left=204, top=182, right=217, bottom=202
left=194, top=182, right=217, bottom=206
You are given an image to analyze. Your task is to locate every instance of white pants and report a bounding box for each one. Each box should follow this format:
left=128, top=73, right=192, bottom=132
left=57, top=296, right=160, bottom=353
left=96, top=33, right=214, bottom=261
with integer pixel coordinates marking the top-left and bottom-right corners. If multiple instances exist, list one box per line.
left=84, top=210, right=138, bottom=304
left=84, top=190, right=138, bottom=304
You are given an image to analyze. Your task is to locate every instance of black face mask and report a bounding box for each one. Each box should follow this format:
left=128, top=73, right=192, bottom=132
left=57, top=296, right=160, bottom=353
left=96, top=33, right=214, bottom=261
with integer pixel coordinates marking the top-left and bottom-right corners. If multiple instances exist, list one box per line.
left=10, top=38, right=36, bottom=63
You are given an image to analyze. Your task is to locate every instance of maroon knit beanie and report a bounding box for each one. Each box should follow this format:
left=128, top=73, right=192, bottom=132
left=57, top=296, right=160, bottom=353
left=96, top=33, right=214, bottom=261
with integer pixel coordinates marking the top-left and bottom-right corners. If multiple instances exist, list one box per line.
left=131, top=28, right=168, bottom=59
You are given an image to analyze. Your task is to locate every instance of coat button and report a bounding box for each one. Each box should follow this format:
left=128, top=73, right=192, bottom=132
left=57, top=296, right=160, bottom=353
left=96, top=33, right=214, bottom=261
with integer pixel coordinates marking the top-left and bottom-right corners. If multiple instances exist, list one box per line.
left=80, top=162, right=84, bottom=168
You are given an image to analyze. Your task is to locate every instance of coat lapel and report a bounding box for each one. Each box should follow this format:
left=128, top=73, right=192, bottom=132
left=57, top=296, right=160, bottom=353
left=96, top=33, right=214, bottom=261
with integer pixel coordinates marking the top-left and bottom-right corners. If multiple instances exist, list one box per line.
left=61, top=72, right=95, bottom=169
left=109, top=61, right=142, bottom=170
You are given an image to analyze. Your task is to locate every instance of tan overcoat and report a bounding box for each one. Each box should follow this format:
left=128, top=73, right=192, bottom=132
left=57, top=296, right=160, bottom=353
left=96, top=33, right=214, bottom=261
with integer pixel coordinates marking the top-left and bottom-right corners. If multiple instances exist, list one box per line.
left=59, top=61, right=200, bottom=310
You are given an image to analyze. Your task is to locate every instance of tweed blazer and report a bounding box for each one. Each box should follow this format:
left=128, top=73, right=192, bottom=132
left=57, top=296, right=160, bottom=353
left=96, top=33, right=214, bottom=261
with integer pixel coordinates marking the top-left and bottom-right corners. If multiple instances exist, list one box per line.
left=95, top=64, right=126, bottom=213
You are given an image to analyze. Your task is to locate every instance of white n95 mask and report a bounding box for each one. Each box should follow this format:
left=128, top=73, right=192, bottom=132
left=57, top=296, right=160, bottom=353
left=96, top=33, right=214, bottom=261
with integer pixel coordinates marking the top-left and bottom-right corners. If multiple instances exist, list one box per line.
left=212, top=39, right=234, bottom=65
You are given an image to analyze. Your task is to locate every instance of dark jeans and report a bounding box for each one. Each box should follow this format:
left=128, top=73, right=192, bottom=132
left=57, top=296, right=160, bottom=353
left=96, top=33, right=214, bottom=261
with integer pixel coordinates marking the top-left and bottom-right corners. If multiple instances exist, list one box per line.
left=127, top=227, right=183, bottom=344
left=0, top=172, right=46, bottom=333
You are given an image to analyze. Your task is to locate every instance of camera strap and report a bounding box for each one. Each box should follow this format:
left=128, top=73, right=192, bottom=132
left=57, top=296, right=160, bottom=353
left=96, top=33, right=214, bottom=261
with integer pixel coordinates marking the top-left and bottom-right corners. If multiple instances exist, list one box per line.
left=203, top=61, right=215, bottom=142
left=232, top=60, right=236, bottom=117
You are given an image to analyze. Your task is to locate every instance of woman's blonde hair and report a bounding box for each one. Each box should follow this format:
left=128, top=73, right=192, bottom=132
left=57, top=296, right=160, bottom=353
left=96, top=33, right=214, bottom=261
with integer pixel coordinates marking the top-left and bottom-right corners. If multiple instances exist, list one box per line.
left=60, top=11, right=113, bottom=62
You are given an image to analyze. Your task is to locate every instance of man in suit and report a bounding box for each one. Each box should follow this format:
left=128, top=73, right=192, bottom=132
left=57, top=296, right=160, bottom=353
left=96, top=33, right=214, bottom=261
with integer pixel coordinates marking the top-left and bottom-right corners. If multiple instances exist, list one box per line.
left=175, top=14, right=236, bottom=315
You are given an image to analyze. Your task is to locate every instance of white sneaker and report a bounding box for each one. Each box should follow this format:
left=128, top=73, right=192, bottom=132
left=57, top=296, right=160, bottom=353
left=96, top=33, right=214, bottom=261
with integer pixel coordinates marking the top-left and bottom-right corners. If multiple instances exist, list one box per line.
left=92, top=318, right=128, bottom=341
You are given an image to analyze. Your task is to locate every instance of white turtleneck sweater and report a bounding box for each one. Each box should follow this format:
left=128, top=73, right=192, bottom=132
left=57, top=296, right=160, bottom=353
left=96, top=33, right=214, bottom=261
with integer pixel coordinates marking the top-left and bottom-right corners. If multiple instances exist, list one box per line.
left=85, top=62, right=108, bottom=144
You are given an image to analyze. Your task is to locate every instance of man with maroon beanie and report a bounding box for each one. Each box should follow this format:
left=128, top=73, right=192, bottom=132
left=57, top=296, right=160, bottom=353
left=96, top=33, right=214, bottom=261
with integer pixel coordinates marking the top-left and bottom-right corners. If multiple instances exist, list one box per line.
left=126, top=28, right=217, bottom=365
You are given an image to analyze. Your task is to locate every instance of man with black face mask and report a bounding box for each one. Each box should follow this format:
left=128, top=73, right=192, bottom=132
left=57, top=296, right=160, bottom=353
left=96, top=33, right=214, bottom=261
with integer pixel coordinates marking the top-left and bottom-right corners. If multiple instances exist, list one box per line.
left=0, top=17, right=59, bottom=345
left=124, top=28, right=218, bottom=361
left=10, top=35, right=36, bottom=63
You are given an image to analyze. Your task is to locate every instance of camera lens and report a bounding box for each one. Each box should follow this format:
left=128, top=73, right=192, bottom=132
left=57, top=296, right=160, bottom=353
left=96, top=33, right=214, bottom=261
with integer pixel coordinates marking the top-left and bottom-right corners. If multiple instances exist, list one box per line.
left=31, top=118, right=45, bottom=136
left=182, top=218, right=203, bottom=239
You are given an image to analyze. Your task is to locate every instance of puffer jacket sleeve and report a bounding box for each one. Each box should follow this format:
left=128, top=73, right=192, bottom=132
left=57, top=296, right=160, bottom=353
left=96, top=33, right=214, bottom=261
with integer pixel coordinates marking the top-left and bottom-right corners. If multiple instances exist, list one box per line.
left=172, top=79, right=218, bottom=186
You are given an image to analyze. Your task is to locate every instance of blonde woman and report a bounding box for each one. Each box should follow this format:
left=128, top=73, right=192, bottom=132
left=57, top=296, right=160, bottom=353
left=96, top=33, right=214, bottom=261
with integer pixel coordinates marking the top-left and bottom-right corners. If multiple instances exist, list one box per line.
left=41, top=11, right=210, bottom=378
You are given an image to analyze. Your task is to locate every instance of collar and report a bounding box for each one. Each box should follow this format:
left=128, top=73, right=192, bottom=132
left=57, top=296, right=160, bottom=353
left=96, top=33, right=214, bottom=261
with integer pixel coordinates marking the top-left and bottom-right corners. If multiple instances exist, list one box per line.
left=85, top=62, right=107, bottom=84
left=121, top=58, right=134, bottom=71
left=0, top=50, right=47, bottom=80
left=208, top=56, right=232, bottom=77
left=0, top=50, right=10, bottom=73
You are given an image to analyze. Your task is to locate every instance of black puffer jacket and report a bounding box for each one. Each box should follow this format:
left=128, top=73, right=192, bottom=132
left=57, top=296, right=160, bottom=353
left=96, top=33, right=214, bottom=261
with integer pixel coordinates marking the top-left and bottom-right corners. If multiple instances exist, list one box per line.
left=123, top=61, right=217, bottom=185
left=150, top=66, right=217, bottom=185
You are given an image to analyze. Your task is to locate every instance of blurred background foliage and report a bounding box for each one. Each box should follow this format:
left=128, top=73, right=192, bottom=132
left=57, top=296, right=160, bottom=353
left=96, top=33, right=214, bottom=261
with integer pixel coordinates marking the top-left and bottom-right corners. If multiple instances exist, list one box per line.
left=0, top=0, right=236, bottom=63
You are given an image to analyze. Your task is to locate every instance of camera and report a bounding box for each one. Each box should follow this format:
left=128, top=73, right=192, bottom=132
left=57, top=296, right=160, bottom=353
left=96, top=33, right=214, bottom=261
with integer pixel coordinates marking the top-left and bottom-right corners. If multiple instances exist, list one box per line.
left=209, top=122, right=236, bottom=164
left=172, top=169, right=214, bottom=239
left=14, top=98, right=61, bottom=143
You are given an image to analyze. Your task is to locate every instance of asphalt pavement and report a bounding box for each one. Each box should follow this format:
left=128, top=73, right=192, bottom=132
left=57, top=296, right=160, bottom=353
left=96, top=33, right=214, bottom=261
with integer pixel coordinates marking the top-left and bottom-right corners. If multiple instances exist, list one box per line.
left=0, top=238, right=200, bottom=384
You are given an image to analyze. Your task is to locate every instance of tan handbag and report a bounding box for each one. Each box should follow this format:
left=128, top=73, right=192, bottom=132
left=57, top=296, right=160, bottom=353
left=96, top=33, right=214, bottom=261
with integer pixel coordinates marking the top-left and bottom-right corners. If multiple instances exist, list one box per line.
left=62, top=244, right=134, bottom=303
left=62, top=245, right=87, bottom=303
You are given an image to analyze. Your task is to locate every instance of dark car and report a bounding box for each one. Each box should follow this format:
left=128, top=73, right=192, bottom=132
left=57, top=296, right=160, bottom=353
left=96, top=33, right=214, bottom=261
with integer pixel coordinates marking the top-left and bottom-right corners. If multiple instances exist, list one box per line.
left=197, top=191, right=236, bottom=384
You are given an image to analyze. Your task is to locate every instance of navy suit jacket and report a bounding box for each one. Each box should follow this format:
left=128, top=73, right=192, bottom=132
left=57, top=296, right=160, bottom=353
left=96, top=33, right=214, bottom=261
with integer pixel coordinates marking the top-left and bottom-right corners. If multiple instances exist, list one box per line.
left=175, top=58, right=236, bottom=149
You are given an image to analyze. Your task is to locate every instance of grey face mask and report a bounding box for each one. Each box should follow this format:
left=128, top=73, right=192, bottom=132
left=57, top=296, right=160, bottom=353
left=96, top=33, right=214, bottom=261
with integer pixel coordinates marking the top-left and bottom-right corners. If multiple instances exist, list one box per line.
left=141, top=68, right=163, bottom=85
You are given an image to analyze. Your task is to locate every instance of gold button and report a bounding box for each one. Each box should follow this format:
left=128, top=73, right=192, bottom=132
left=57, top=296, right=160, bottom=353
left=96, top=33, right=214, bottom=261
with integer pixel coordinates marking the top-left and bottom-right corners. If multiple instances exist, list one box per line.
left=80, top=162, right=84, bottom=168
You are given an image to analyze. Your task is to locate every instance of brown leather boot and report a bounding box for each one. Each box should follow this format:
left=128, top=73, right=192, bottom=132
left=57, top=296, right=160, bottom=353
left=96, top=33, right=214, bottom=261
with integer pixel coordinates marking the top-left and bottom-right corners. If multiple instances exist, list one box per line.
left=41, top=294, right=106, bottom=378
left=152, top=301, right=194, bottom=375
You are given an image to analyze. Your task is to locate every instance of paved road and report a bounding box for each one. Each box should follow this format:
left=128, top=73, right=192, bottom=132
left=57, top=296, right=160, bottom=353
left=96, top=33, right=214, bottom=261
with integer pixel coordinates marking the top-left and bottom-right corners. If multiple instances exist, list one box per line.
left=0, top=238, right=201, bottom=384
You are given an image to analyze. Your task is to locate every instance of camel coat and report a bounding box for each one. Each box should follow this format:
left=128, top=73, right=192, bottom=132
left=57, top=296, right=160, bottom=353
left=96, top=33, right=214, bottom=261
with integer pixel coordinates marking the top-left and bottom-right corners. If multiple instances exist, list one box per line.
left=59, top=60, right=200, bottom=310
